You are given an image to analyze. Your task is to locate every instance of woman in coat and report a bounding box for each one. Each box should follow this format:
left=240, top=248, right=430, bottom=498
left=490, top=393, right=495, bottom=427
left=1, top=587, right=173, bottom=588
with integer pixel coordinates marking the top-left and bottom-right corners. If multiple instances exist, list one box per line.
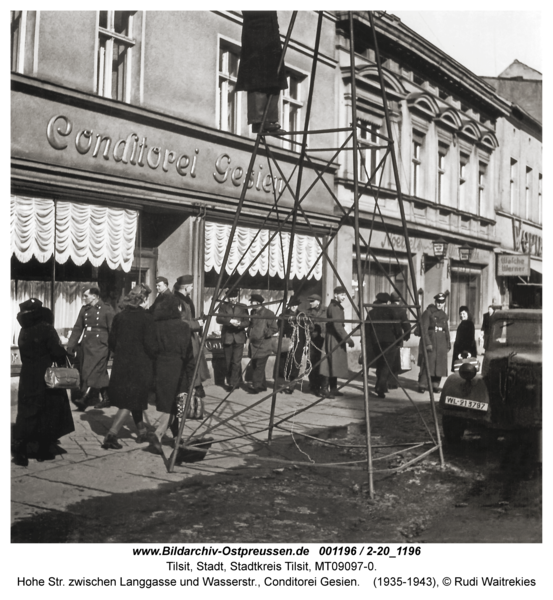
left=320, top=286, right=354, bottom=398
left=417, top=293, right=451, bottom=393
left=12, top=298, right=74, bottom=466
left=101, top=284, right=158, bottom=449
left=451, top=306, right=478, bottom=371
left=148, top=294, right=192, bottom=454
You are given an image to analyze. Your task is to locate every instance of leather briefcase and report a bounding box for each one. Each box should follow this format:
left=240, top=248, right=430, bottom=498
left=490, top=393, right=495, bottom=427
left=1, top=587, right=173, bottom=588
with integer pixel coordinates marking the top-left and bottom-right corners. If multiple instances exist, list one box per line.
left=45, top=358, right=80, bottom=389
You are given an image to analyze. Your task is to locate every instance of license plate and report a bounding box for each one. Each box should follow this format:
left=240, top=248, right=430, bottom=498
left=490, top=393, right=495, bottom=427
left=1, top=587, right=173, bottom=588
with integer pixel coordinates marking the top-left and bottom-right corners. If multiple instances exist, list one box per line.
left=445, top=396, right=488, bottom=411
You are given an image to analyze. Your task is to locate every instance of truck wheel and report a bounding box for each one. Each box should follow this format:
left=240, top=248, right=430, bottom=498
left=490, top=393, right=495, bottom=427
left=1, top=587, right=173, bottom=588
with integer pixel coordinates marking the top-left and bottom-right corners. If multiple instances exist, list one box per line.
left=442, top=416, right=465, bottom=443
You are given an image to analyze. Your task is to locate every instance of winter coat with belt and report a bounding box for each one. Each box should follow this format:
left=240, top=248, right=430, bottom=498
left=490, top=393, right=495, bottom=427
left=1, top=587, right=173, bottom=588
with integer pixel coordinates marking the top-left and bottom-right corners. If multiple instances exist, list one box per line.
left=248, top=306, right=278, bottom=359
left=107, top=305, right=158, bottom=411
left=417, top=304, right=451, bottom=377
left=320, top=299, right=350, bottom=379
left=66, top=299, right=114, bottom=390
left=15, top=307, right=74, bottom=444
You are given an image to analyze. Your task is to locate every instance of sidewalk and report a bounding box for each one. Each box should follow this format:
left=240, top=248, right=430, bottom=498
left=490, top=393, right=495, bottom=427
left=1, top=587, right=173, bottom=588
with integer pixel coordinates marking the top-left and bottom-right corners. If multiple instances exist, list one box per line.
left=11, top=366, right=435, bottom=526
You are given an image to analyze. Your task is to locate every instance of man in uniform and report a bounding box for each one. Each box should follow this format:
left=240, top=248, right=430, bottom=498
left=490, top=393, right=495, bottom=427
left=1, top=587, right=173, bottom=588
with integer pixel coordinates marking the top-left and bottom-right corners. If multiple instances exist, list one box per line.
left=216, top=289, right=250, bottom=391
left=67, top=287, right=114, bottom=411
left=247, top=294, right=278, bottom=394
left=306, top=293, right=326, bottom=395
left=417, top=292, right=451, bottom=393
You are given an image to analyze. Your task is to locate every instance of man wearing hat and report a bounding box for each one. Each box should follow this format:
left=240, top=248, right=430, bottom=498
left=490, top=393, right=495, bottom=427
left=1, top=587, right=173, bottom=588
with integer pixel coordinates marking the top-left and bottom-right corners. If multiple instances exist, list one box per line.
left=365, top=293, right=402, bottom=398
left=388, top=291, right=411, bottom=389
left=216, top=288, right=250, bottom=390
left=67, top=287, right=114, bottom=411
left=149, top=276, right=172, bottom=315
left=247, top=294, right=278, bottom=393
left=276, top=295, right=304, bottom=394
left=173, top=275, right=210, bottom=398
left=417, top=292, right=451, bottom=393
left=319, top=286, right=354, bottom=398
left=306, top=293, right=326, bottom=395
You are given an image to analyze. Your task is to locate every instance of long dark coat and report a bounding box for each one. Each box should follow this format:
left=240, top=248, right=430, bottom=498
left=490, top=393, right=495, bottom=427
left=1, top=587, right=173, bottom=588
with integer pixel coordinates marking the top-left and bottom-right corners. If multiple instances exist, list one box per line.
left=417, top=304, right=451, bottom=377
left=248, top=306, right=278, bottom=359
left=67, top=300, right=114, bottom=390
left=365, top=304, right=402, bottom=369
left=174, top=291, right=210, bottom=384
left=153, top=296, right=192, bottom=414
left=14, top=307, right=74, bottom=443
left=451, top=319, right=477, bottom=370
left=235, top=11, right=288, bottom=93
left=107, top=306, right=158, bottom=411
left=217, top=301, right=250, bottom=344
left=320, top=299, right=350, bottom=378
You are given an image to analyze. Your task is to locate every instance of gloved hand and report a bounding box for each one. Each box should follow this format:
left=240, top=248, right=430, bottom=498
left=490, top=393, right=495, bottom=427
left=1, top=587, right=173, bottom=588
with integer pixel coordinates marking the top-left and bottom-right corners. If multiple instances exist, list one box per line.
left=348, top=339, right=355, bottom=348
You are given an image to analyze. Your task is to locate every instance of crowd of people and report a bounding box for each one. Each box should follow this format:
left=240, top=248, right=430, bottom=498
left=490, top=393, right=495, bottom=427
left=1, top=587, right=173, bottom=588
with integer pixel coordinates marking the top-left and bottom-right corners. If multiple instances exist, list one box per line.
left=13, top=275, right=488, bottom=466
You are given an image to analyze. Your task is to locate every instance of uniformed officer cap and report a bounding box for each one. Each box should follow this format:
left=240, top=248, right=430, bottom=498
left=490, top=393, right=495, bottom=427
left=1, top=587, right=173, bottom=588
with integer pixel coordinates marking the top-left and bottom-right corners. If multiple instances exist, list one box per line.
left=175, top=274, right=193, bottom=286
left=87, top=287, right=101, bottom=297
left=250, top=294, right=265, bottom=303
left=156, top=276, right=169, bottom=285
left=434, top=293, right=446, bottom=303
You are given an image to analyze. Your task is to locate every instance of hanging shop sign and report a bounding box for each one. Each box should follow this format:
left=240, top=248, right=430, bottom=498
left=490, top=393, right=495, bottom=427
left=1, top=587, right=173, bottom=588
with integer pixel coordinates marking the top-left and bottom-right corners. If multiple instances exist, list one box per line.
left=512, top=219, right=542, bottom=257
left=11, top=91, right=333, bottom=215
left=497, top=254, right=531, bottom=277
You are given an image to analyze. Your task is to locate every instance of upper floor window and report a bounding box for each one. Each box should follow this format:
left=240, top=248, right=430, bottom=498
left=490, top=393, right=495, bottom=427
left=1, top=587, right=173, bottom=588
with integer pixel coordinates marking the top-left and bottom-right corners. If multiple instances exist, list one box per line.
left=218, top=41, right=241, bottom=134
left=510, top=158, right=518, bottom=214
left=281, top=72, right=304, bottom=151
left=478, top=162, right=487, bottom=216
left=411, top=131, right=424, bottom=197
left=357, top=121, right=380, bottom=183
left=437, top=144, right=448, bottom=204
left=459, top=153, right=469, bottom=209
left=97, top=11, right=136, bottom=102
left=538, top=173, right=542, bottom=224
left=525, top=166, right=532, bottom=220
left=11, top=11, right=26, bottom=73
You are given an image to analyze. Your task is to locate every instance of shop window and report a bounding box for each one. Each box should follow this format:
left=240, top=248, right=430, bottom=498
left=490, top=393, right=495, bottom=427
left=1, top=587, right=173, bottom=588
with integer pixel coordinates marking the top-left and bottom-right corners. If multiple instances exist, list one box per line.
left=218, top=40, right=241, bottom=134
left=352, top=253, right=409, bottom=311
left=450, top=265, right=481, bottom=329
left=411, top=131, right=425, bottom=197
left=11, top=11, right=26, bottom=73
left=510, top=158, right=517, bottom=214
left=282, top=71, right=304, bottom=150
left=97, top=11, right=136, bottom=102
left=357, top=121, right=381, bottom=183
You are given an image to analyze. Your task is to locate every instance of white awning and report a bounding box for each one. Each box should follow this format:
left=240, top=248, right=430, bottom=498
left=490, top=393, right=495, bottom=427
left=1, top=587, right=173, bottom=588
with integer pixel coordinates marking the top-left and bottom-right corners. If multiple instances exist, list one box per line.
left=204, top=221, right=323, bottom=280
left=10, top=195, right=138, bottom=272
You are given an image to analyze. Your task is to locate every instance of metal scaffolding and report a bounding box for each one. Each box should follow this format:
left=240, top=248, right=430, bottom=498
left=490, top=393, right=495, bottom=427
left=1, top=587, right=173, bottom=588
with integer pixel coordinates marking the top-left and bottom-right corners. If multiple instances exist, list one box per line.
left=168, top=11, right=444, bottom=496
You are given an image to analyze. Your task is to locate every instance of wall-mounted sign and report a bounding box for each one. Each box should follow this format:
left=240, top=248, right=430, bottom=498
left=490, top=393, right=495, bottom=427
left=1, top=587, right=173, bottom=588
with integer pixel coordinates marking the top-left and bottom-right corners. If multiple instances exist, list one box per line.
left=512, top=219, right=542, bottom=257
left=497, top=254, right=531, bottom=277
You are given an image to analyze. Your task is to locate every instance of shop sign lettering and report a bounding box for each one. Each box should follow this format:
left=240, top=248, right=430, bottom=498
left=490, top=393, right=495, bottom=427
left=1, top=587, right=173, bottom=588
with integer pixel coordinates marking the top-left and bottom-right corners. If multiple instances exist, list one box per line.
left=46, top=115, right=285, bottom=195
left=381, top=234, right=425, bottom=253
left=497, top=254, right=531, bottom=277
left=512, top=219, right=542, bottom=257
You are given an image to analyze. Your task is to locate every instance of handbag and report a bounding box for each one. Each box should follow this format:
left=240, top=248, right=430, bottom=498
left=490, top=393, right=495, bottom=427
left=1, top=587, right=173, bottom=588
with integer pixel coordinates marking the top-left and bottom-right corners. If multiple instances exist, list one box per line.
left=45, top=357, right=80, bottom=389
left=176, top=392, right=205, bottom=421
left=399, top=347, right=412, bottom=372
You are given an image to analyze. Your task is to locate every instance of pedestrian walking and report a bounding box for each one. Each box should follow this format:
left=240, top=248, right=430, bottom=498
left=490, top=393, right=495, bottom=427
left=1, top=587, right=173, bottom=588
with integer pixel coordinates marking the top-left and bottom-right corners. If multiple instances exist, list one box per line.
left=451, top=305, right=478, bottom=371
left=247, top=294, right=278, bottom=394
left=66, top=287, right=114, bottom=411
left=320, top=286, right=354, bottom=398
left=365, top=292, right=402, bottom=398
left=12, top=298, right=74, bottom=466
left=216, top=288, right=250, bottom=391
left=306, top=293, right=326, bottom=395
left=147, top=294, right=192, bottom=454
left=101, top=284, right=158, bottom=450
left=417, top=292, right=451, bottom=393
left=480, top=304, right=496, bottom=352
left=173, top=275, right=210, bottom=398
left=235, top=11, right=288, bottom=135
left=388, top=291, right=411, bottom=389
